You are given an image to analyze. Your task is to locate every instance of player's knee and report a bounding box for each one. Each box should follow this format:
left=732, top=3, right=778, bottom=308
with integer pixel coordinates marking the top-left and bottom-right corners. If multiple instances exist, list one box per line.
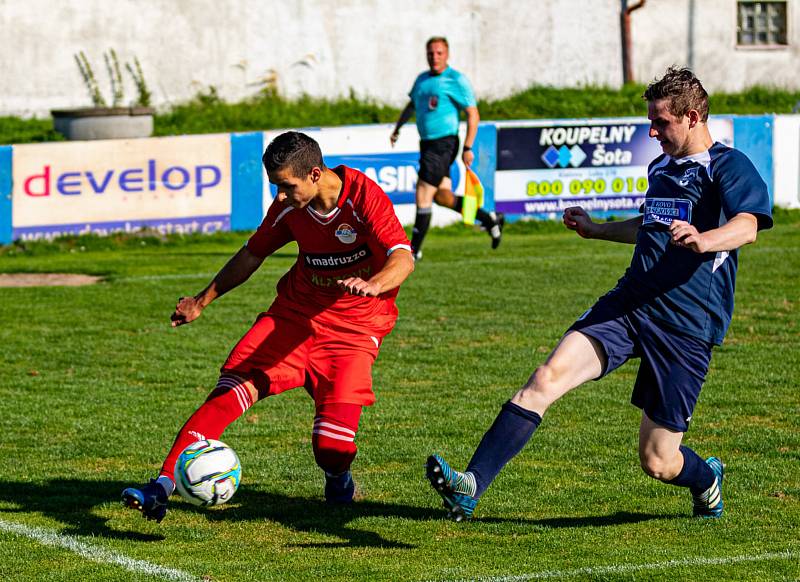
left=312, top=418, right=358, bottom=475
left=512, top=366, right=553, bottom=411
left=524, top=364, right=558, bottom=397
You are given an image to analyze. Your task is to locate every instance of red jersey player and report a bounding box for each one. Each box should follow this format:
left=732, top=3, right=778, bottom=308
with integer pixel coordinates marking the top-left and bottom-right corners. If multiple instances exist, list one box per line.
left=122, top=131, right=415, bottom=522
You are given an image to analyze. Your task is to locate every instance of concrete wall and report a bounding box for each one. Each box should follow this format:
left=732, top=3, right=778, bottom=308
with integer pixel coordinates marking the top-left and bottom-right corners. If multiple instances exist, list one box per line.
left=1, top=0, right=622, bottom=117
left=2, top=0, right=799, bottom=119
left=631, top=0, right=800, bottom=91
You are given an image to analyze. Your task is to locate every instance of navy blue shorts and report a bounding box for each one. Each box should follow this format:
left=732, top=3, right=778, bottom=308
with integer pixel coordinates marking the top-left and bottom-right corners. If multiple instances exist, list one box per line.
left=569, top=295, right=713, bottom=432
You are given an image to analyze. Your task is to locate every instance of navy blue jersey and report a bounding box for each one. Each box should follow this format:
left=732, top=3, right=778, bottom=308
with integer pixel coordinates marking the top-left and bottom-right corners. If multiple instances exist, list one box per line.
left=612, top=142, right=772, bottom=344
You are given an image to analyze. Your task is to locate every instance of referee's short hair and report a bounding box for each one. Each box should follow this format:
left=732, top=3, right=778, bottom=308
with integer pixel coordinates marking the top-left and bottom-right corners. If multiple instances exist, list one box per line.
left=263, top=131, right=326, bottom=177
left=643, top=67, right=709, bottom=123
left=426, top=36, right=449, bottom=49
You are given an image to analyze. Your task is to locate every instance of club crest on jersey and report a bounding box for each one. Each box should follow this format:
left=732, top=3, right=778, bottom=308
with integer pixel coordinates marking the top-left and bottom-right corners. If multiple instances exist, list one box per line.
left=679, top=166, right=699, bottom=186
left=335, top=223, right=357, bottom=244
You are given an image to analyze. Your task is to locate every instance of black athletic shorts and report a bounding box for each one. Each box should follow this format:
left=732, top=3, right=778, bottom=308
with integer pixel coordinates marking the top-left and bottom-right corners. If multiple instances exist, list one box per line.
left=418, top=135, right=459, bottom=187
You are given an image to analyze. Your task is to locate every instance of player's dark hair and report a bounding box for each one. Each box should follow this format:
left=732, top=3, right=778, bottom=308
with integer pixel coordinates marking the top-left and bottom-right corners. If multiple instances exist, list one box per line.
left=426, top=36, right=449, bottom=49
left=643, top=66, right=709, bottom=122
left=262, top=131, right=326, bottom=177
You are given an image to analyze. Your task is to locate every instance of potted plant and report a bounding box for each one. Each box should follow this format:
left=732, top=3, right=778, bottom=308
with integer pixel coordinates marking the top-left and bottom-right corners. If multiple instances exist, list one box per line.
left=51, top=50, right=155, bottom=140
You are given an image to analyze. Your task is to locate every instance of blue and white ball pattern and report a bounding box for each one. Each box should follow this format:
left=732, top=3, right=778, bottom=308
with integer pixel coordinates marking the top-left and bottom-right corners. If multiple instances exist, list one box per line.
left=174, top=439, right=241, bottom=506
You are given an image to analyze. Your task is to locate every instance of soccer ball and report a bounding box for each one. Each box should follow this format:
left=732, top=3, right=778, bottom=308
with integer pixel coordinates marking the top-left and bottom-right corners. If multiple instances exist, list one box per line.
left=174, top=439, right=242, bottom=506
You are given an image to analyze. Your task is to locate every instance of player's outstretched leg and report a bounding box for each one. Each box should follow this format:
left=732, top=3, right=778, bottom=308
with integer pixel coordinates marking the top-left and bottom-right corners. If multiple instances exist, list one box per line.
left=692, top=457, right=724, bottom=518
left=425, top=454, right=478, bottom=521
left=121, top=478, right=172, bottom=523
left=324, top=471, right=356, bottom=504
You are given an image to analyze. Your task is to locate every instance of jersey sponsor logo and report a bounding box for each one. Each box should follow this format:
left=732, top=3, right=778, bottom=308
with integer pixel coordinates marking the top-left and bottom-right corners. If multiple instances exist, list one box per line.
left=642, top=198, right=692, bottom=226
left=428, top=95, right=438, bottom=110
left=303, top=243, right=372, bottom=271
left=679, top=166, right=700, bottom=186
left=335, top=223, right=357, bottom=244
left=311, top=265, right=372, bottom=288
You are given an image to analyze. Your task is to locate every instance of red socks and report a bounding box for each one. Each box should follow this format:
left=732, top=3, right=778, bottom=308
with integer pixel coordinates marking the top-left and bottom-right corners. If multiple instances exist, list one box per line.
left=159, top=374, right=254, bottom=481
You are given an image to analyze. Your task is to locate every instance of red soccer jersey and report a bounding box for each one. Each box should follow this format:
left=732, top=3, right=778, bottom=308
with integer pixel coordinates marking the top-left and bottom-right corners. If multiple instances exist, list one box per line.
left=246, top=165, right=411, bottom=336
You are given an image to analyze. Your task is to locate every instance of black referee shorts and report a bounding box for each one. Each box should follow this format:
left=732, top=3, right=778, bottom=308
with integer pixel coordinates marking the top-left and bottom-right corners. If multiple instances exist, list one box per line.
left=418, top=135, right=459, bottom=187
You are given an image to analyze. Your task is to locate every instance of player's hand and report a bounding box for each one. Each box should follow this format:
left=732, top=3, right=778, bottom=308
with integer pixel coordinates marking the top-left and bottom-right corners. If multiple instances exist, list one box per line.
left=171, top=296, right=204, bottom=327
left=563, top=206, right=596, bottom=239
left=337, top=277, right=381, bottom=297
left=390, top=130, right=399, bottom=147
left=669, top=220, right=708, bottom=253
left=462, top=149, right=475, bottom=168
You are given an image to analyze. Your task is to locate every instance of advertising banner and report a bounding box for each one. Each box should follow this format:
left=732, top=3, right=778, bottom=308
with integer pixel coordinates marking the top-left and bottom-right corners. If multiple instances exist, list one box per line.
left=773, top=114, right=800, bottom=209
left=262, top=124, right=466, bottom=227
left=12, top=134, right=231, bottom=240
left=494, top=118, right=733, bottom=218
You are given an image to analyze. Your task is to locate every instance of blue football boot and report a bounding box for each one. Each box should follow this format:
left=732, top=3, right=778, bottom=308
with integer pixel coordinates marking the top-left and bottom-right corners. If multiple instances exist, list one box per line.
left=692, top=457, right=724, bottom=518
left=426, top=454, right=478, bottom=521
left=122, top=479, right=169, bottom=523
left=325, top=471, right=356, bottom=504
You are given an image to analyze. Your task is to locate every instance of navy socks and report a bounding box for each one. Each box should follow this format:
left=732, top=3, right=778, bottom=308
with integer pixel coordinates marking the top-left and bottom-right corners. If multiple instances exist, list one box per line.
left=667, top=445, right=716, bottom=493
left=466, top=401, right=542, bottom=498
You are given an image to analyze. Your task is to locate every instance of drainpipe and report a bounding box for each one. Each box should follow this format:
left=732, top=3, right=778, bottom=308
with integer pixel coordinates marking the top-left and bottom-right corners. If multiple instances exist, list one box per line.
left=621, top=0, right=646, bottom=84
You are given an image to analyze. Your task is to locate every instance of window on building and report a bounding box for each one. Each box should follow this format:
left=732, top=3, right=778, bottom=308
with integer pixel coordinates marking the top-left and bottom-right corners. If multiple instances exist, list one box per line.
left=737, top=1, right=788, bottom=45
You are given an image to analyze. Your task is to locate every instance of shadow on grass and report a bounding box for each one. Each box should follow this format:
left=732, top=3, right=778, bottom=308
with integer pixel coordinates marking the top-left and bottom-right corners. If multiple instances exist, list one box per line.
left=0, top=479, right=164, bottom=542
left=477, top=511, right=677, bottom=528
left=0, top=479, right=676, bottom=549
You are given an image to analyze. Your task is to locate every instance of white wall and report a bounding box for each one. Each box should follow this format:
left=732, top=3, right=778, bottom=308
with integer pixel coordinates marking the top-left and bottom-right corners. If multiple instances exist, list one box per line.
left=631, top=0, right=800, bottom=91
left=2, top=0, right=799, bottom=119
left=1, top=0, right=621, bottom=117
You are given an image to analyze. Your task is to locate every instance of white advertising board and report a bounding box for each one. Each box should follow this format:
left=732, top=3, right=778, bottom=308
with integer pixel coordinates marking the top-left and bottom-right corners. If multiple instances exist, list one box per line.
left=773, top=115, right=800, bottom=209
left=12, top=134, right=231, bottom=240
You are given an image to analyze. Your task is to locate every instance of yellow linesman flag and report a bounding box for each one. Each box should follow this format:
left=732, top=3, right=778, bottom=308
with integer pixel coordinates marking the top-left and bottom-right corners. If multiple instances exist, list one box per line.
left=462, top=168, right=484, bottom=225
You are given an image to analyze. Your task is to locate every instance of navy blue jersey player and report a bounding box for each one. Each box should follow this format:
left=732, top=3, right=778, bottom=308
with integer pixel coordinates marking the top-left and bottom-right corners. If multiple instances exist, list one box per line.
left=425, top=67, right=772, bottom=521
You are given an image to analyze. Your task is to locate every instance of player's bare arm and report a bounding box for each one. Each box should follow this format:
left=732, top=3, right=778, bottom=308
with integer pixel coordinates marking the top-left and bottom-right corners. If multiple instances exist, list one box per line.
left=669, top=212, right=758, bottom=253
left=563, top=206, right=642, bottom=243
left=461, top=106, right=479, bottom=167
left=337, top=248, right=414, bottom=297
left=171, top=246, right=266, bottom=327
left=390, top=102, right=415, bottom=146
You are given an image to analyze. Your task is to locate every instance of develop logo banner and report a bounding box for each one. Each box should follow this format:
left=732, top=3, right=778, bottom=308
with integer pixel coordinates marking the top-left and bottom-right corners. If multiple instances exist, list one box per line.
left=12, top=134, right=231, bottom=240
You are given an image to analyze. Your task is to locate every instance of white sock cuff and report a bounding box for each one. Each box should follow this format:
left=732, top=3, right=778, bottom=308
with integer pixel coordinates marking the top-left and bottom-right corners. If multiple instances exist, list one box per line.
left=156, top=475, right=176, bottom=496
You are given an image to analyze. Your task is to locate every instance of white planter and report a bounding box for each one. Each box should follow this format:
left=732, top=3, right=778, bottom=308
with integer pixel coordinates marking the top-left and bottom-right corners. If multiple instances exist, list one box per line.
left=51, top=107, right=154, bottom=140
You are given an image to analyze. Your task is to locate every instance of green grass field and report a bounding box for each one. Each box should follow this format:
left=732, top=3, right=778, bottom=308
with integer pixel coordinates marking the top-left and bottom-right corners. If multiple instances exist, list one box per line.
left=0, top=215, right=798, bottom=581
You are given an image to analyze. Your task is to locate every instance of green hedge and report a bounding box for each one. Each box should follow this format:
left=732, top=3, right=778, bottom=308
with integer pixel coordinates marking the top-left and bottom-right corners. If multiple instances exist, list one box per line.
left=2, top=84, right=799, bottom=145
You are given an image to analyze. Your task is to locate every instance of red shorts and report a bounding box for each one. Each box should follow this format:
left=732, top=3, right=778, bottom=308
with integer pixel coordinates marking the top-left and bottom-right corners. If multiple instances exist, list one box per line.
left=221, top=309, right=383, bottom=406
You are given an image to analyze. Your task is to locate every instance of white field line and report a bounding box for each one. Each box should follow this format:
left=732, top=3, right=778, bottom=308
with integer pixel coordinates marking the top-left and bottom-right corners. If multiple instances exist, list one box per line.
left=450, top=549, right=799, bottom=581
left=115, top=273, right=216, bottom=282
left=0, top=518, right=201, bottom=582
